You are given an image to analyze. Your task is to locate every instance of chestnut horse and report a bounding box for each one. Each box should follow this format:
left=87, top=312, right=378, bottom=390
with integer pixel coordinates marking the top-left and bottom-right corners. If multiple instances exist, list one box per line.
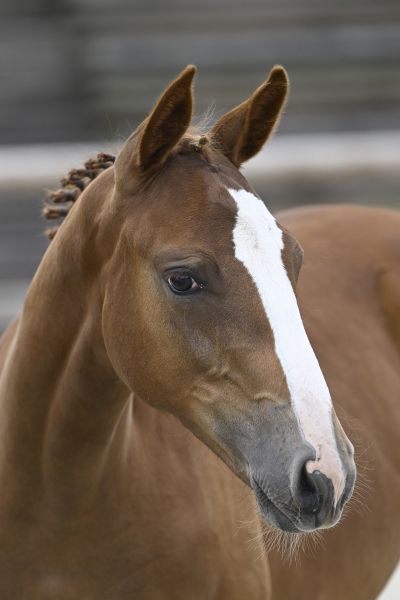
left=0, top=65, right=398, bottom=599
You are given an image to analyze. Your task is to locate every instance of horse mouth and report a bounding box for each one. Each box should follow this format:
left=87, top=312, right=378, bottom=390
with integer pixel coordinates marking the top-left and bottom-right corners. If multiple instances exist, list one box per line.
left=251, top=478, right=301, bottom=533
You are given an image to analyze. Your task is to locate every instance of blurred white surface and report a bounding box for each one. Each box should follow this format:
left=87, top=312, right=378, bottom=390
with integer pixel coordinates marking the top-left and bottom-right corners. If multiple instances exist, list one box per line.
left=378, top=563, right=400, bottom=600
left=1, top=130, right=400, bottom=189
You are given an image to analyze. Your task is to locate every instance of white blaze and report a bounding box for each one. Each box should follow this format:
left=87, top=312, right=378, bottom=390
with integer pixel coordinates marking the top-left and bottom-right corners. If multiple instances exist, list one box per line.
left=228, top=187, right=345, bottom=504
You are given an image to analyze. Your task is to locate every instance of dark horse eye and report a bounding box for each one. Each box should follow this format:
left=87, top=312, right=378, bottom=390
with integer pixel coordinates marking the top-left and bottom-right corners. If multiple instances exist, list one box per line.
left=167, top=273, right=202, bottom=294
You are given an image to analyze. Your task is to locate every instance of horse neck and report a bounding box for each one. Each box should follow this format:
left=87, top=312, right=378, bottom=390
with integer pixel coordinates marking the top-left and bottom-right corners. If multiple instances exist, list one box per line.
left=0, top=195, right=132, bottom=514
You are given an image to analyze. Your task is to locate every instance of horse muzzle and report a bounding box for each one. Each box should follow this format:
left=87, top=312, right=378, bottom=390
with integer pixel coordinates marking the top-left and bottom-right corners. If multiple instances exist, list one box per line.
left=250, top=448, right=356, bottom=532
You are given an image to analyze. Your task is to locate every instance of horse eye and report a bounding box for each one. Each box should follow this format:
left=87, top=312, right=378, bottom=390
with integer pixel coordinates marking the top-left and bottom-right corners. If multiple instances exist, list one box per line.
left=167, top=273, right=202, bottom=294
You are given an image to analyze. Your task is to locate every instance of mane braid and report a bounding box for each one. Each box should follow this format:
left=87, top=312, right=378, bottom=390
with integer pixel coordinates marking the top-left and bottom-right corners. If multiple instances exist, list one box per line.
left=43, top=152, right=115, bottom=240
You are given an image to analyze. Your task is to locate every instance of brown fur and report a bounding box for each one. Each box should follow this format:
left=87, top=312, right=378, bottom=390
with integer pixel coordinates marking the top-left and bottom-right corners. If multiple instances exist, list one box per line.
left=0, top=66, right=398, bottom=599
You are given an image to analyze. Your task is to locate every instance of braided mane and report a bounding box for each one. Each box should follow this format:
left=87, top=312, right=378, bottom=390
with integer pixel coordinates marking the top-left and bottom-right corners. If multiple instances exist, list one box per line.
left=42, top=131, right=212, bottom=240
left=43, top=152, right=115, bottom=240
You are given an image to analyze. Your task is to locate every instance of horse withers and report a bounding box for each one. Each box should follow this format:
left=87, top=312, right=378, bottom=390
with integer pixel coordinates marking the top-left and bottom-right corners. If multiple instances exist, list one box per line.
left=0, top=65, right=396, bottom=599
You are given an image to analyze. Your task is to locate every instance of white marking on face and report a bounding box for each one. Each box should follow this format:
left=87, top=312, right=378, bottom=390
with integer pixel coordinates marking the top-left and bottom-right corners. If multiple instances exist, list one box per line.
left=228, top=187, right=345, bottom=504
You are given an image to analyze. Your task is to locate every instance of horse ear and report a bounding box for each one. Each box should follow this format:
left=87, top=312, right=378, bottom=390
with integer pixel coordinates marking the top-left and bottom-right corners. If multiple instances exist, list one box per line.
left=138, top=65, right=196, bottom=169
left=210, top=66, right=288, bottom=166
left=116, top=65, right=196, bottom=181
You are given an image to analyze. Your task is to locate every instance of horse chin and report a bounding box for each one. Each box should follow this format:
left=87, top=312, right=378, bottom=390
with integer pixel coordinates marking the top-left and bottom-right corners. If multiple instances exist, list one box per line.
left=251, top=478, right=302, bottom=533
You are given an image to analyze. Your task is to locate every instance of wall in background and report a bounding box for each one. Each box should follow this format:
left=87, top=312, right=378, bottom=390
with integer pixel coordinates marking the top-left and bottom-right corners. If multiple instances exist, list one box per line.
left=1, top=0, right=400, bottom=144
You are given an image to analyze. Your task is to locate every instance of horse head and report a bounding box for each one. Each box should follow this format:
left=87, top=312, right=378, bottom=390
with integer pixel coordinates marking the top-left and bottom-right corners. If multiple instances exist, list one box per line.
left=95, top=65, right=356, bottom=533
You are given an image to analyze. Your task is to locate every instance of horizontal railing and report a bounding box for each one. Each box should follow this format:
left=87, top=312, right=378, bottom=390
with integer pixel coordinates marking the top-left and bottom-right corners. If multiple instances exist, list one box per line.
left=1, top=129, right=400, bottom=189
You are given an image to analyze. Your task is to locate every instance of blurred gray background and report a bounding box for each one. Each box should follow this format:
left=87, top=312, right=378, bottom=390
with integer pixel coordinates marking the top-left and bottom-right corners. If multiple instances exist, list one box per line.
left=1, top=0, right=400, bottom=327
left=0, top=3, right=400, bottom=596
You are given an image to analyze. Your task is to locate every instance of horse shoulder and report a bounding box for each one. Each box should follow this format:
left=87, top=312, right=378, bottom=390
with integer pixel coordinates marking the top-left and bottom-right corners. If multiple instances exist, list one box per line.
left=378, top=267, right=400, bottom=350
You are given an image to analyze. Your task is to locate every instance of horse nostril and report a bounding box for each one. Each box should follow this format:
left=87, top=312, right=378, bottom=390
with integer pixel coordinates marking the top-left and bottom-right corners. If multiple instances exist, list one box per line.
left=292, top=460, right=336, bottom=521
left=306, top=470, right=334, bottom=515
left=294, top=465, right=321, bottom=515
